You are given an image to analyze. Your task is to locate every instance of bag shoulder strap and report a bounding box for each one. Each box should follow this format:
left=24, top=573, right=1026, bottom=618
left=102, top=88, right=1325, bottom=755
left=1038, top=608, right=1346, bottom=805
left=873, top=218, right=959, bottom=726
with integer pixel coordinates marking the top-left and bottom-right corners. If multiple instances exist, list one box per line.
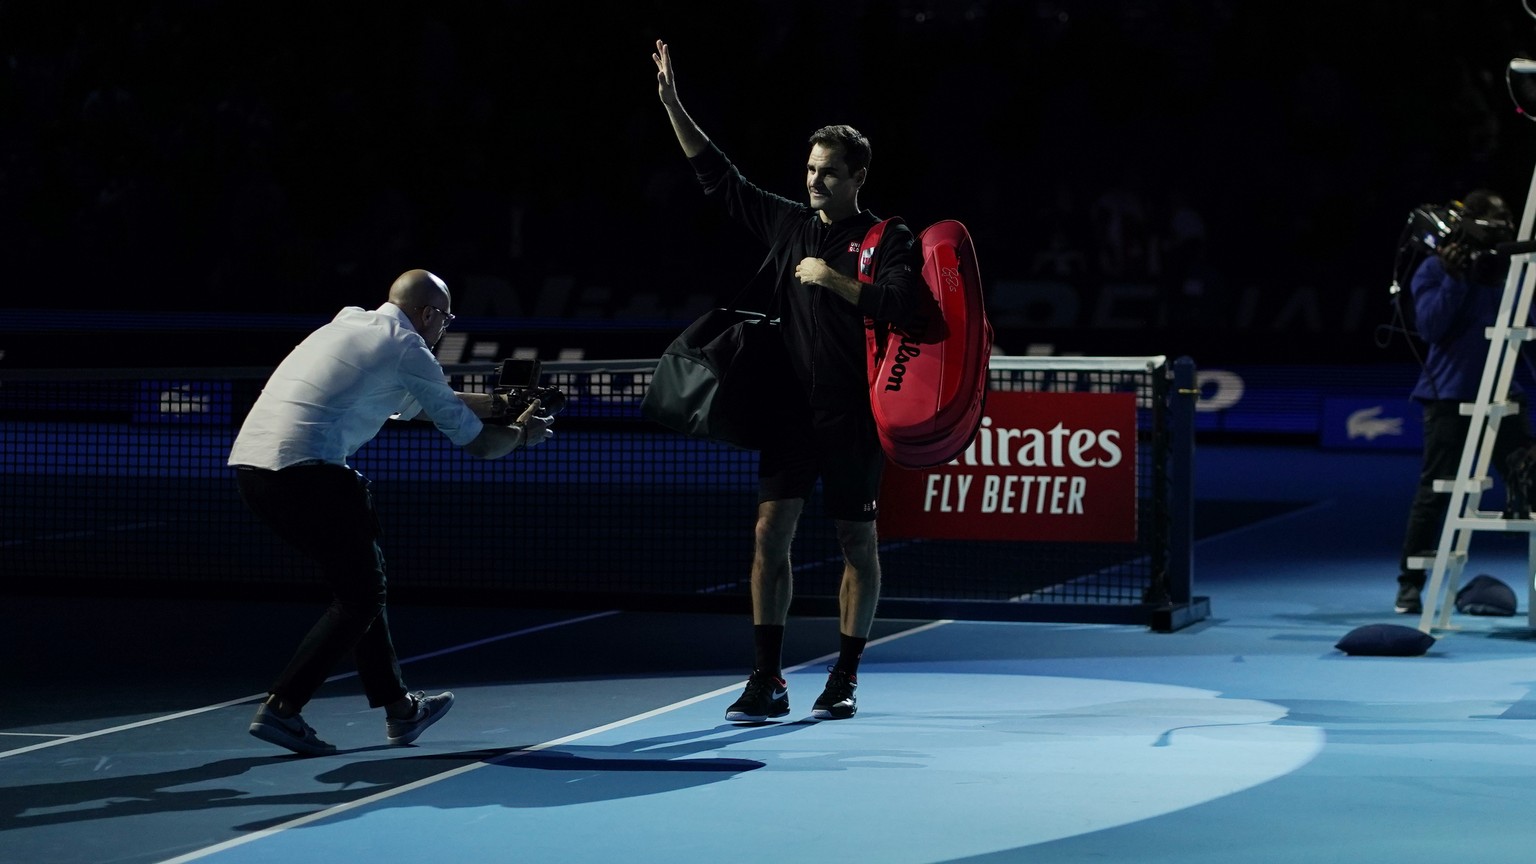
left=860, top=215, right=907, bottom=382
left=857, top=216, right=906, bottom=285
left=728, top=221, right=796, bottom=315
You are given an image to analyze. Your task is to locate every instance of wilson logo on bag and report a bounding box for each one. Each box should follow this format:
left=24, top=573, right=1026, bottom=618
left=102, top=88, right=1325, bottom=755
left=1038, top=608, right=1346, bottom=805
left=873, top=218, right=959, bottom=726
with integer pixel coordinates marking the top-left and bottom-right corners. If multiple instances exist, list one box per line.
left=859, top=217, right=993, bottom=469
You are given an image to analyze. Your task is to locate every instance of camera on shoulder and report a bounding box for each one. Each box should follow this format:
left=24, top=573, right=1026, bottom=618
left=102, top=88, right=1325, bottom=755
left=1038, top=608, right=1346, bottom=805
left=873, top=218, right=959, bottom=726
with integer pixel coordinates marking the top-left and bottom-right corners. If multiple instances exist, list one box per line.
left=1401, top=199, right=1514, bottom=280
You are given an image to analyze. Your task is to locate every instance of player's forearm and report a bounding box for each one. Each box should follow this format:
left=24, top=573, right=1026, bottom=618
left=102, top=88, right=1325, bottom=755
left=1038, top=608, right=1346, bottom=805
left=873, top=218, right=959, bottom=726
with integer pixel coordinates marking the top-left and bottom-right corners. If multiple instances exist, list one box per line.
left=664, top=101, right=709, bottom=159
left=817, top=270, right=863, bottom=306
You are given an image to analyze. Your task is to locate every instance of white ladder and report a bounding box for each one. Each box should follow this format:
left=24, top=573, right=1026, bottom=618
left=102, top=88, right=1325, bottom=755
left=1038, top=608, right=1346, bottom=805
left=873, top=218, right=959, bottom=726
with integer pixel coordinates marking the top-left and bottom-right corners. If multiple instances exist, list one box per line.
left=1417, top=171, right=1536, bottom=633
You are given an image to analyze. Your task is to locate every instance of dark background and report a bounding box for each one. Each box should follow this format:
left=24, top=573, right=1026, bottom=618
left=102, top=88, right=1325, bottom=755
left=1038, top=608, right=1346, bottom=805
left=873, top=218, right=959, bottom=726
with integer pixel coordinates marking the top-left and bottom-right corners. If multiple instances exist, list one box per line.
left=3, top=0, right=1536, bottom=365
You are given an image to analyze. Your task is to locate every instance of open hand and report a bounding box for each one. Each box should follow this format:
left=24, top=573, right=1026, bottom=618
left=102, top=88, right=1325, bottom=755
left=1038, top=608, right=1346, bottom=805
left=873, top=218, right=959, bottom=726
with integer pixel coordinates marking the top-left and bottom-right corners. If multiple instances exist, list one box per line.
left=653, top=39, right=680, bottom=107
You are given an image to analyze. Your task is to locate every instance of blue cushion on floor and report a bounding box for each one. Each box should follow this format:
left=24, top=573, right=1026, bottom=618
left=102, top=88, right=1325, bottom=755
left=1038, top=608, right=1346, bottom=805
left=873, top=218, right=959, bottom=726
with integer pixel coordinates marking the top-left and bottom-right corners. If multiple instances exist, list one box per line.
left=1455, top=574, right=1518, bottom=616
left=1335, top=623, right=1436, bottom=656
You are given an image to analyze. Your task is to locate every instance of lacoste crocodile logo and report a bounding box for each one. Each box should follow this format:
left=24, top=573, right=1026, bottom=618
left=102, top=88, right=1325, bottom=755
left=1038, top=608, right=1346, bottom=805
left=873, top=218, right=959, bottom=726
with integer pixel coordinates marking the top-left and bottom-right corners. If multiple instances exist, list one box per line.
left=1347, top=406, right=1404, bottom=441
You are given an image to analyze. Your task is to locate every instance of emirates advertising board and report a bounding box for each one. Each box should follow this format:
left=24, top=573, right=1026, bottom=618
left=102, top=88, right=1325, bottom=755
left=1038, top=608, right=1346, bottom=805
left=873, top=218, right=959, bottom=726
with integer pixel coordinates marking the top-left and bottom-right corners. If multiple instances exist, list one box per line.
left=878, top=390, right=1139, bottom=543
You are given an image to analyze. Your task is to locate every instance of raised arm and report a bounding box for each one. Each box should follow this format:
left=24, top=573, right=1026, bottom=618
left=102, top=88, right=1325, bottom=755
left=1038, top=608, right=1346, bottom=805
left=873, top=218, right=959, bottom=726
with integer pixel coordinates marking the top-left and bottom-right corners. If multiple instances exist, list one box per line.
left=654, top=39, right=708, bottom=158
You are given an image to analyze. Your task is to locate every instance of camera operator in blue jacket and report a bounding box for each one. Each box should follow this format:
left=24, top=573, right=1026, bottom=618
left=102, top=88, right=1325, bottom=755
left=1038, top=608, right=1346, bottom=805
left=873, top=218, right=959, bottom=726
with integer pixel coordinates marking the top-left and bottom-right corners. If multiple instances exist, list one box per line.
left=1396, top=189, right=1525, bottom=614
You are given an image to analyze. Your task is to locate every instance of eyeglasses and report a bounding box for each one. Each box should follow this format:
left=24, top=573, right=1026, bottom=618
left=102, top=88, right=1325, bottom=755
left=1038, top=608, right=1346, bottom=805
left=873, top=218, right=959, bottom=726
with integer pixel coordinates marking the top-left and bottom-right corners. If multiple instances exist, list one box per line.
left=420, top=305, right=456, bottom=326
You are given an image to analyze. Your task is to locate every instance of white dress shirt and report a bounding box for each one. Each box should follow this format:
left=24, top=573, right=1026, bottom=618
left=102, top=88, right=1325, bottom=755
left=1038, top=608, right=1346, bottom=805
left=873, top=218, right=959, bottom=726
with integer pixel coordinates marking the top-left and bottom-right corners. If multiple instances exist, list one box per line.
left=229, top=303, right=483, bottom=470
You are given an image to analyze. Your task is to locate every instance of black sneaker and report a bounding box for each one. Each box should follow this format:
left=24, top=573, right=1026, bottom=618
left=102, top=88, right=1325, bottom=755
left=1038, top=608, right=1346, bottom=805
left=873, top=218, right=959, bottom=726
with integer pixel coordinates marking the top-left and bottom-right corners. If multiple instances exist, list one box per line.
left=386, top=691, right=455, bottom=746
left=812, top=668, right=858, bottom=720
left=249, top=702, right=336, bottom=756
left=1395, top=580, right=1423, bottom=615
left=725, top=670, right=789, bottom=722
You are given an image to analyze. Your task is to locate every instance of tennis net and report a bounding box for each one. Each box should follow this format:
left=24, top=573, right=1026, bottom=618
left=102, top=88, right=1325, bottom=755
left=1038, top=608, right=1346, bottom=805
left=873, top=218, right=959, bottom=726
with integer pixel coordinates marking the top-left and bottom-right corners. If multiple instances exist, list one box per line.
left=0, top=355, right=1202, bottom=629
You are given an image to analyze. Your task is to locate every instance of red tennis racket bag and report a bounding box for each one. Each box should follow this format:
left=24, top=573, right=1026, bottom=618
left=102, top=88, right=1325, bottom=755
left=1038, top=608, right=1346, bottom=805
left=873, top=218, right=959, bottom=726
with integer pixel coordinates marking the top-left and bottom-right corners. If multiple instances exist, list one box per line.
left=859, top=217, right=992, bottom=469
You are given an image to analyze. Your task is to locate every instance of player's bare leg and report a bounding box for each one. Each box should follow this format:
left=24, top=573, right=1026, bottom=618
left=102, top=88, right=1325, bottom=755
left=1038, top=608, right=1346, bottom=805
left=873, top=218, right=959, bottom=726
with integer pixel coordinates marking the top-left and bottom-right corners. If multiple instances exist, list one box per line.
left=812, top=518, right=880, bottom=720
left=751, top=498, right=802, bottom=625
left=726, top=498, right=803, bottom=722
left=834, top=518, right=881, bottom=638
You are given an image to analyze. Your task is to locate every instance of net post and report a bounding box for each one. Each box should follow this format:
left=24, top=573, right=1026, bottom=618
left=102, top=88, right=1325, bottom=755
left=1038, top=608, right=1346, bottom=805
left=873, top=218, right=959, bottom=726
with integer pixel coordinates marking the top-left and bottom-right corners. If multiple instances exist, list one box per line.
left=1150, top=355, right=1206, bottom=631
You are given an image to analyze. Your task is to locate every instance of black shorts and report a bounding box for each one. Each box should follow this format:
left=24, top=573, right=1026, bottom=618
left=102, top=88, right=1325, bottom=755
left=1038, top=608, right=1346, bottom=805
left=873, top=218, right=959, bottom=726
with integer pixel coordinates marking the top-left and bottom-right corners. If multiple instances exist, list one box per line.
left=759, top=403, right=884, bottom=522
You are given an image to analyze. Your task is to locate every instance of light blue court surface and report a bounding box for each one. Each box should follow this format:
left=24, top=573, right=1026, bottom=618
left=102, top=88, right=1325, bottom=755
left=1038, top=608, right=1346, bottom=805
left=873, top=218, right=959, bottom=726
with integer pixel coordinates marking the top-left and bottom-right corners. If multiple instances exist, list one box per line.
left=10, top=444, right=1536, bottom=863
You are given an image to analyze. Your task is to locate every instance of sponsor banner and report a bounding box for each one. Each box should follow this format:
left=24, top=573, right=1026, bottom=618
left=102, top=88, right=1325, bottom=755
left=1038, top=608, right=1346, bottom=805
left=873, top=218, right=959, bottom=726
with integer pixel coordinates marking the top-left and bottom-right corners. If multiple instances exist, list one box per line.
left=1320, top=397, right=1422, bottom=451
left=878, top=390, right=1138, bottom=542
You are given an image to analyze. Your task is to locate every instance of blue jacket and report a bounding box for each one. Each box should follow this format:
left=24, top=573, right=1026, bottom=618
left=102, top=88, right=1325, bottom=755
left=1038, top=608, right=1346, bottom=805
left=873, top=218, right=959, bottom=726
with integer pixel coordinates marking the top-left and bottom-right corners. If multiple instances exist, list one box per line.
left=1411, top=254, right=1518, bottom=402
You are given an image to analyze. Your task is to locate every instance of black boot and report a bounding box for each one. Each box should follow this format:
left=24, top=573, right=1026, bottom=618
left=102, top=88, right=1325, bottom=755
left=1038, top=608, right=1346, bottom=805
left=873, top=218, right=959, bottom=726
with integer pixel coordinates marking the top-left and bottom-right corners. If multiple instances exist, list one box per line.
left=1395, top=576, right=1424, bottom=614
left=1505, top=445, right=1536, bottom=519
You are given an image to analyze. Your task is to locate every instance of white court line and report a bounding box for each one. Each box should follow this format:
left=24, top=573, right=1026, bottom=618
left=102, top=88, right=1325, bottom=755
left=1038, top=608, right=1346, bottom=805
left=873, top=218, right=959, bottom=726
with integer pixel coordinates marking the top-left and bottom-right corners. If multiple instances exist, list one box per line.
left=155, top=618, right=954, bottom=864
left=0, top=732, right=72, bottom=739
left=0, top=610, right=621, bottom=760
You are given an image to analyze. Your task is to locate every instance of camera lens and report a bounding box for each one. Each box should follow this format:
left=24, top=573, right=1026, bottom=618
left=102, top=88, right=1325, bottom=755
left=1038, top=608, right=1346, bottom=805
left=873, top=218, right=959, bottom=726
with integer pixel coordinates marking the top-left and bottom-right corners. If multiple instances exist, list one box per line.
left=537, top=387, right=567, bottom=415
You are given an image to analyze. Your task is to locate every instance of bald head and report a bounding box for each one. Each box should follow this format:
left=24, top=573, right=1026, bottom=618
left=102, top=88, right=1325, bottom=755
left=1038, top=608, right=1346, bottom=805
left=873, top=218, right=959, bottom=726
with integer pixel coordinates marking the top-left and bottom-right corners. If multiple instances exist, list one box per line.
left=389, top=269, right=450, bottom=309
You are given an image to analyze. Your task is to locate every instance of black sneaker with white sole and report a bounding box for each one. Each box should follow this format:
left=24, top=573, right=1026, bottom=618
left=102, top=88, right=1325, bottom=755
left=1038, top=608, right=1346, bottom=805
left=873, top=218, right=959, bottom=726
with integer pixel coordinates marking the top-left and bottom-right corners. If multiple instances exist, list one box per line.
left=725, top=670, right=789, bottom=722
left=812, top=668, right=858, bottom=720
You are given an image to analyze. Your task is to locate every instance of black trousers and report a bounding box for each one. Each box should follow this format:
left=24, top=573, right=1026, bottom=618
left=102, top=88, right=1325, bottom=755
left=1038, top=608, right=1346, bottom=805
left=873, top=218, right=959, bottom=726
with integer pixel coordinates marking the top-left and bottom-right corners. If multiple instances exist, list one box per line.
left=236, top=464, right=407, bottom=709
left=1399, top=397, right=1532, bottom=586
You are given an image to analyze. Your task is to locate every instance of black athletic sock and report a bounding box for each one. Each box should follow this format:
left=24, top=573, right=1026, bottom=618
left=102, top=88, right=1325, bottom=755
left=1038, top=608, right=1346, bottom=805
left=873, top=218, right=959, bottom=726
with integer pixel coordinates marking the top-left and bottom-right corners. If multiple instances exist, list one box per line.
left=835, top=633, right=868, bottom=676
left=753, top=624, right=785, bottom=679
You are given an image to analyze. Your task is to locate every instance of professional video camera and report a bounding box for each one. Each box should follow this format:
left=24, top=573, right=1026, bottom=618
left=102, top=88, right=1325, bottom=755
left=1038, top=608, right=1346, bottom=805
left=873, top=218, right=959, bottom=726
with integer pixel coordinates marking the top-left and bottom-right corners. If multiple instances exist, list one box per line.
left=491, top=358, right=566, bottom=422
left=1396, top=200, right=1515, bottom=281
left=1387, top=199, right=1516, bottom=341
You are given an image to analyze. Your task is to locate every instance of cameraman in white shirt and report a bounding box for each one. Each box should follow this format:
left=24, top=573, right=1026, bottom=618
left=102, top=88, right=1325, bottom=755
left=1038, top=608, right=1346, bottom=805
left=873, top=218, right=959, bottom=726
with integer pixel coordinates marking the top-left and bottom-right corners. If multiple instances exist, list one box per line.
left=229, top=269, right=551, bottom=756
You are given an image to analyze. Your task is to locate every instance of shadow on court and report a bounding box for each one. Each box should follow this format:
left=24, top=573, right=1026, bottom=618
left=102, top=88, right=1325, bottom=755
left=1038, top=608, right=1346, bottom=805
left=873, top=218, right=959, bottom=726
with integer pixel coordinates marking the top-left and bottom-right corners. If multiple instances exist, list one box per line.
left=3, top=722, right=833, bottom=836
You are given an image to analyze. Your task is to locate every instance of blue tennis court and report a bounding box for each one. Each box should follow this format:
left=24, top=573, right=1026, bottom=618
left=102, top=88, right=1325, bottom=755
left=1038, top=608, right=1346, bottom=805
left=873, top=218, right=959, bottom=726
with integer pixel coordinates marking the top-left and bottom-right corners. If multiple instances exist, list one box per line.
left=10, top=443, right=1536, bottom=863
